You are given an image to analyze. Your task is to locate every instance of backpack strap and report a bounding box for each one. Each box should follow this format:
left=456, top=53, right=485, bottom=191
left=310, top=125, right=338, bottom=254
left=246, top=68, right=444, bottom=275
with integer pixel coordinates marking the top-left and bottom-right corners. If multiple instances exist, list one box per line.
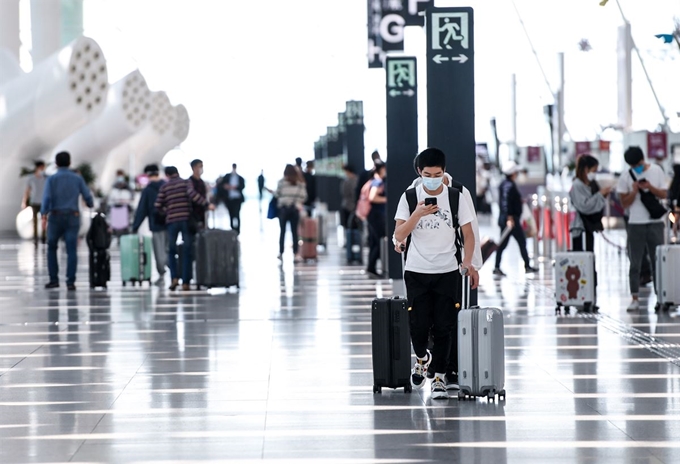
left=402, top=185, right=463, bottom=265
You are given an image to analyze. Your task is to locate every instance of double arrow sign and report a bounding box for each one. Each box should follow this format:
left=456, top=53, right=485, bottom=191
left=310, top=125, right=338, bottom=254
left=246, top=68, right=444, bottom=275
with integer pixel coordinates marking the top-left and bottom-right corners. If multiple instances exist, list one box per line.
left=389, top=89, right=415, bottom=97
left=432, top=53, right=468, bottom=64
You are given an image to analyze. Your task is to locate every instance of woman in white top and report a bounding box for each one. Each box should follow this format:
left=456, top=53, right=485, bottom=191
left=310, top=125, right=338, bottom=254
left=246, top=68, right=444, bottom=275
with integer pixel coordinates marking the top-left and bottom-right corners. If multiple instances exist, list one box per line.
left=273, top=164, right=307, bottom=261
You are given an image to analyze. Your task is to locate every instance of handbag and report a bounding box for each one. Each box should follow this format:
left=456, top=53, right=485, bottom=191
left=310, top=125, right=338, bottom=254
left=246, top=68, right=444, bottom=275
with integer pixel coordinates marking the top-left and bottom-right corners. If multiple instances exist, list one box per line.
left=267, top=196, right=279, bottom=219
left=629, top=169, right=667, bottom=219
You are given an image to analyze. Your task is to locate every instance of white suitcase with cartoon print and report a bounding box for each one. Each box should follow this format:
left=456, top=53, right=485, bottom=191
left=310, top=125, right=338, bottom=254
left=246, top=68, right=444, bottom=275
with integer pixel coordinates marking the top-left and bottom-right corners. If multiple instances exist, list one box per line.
left=554, top=251, right=595, bottom=312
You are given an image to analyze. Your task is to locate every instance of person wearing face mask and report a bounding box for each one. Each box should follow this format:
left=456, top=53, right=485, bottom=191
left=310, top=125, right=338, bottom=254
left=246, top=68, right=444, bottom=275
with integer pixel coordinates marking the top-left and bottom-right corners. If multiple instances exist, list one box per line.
left=366, top=162, right=387, bottom=277
left=493, top=161, right=539, bottom=276
left=569, top=154, right=612, bottom=252
left=394, top=148, right=479, bottom=399
left=107, top=170, right=133, bottom=237
left=617, top=146, right=668, bottom=312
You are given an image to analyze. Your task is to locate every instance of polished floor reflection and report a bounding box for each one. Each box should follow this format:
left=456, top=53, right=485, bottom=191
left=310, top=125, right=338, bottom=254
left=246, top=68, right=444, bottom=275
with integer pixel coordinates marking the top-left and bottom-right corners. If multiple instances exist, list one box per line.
left=1, top=202, right=680, bottom=463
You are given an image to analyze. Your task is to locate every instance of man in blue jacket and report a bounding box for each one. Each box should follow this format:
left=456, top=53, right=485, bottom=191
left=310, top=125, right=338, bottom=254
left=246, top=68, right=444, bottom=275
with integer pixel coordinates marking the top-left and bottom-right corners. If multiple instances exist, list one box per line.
left=41, top=151, right=94, bottom=290
left=132, top=164, right=167, bottom=286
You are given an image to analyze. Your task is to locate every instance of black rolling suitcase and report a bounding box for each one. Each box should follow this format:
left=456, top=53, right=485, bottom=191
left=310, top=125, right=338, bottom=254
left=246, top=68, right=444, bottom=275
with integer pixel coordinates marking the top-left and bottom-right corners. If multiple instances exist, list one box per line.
left=195, top=229, right=239, bottom=289
left=86, top=212, right=112, bottom=289
left=371, top=297, right=412, bottom=393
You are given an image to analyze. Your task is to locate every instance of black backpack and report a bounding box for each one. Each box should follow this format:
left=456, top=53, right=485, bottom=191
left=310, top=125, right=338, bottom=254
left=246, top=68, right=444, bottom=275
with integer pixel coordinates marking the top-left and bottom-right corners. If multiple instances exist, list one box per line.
left=404, top=182, right=463, bottom=264
left=87, top=213, right=112, bottom=250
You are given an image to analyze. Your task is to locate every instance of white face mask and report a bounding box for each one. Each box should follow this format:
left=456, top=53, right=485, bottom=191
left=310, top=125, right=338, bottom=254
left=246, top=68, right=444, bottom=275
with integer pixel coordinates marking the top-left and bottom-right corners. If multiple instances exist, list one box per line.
left=586, top=172, right=597, bottom=181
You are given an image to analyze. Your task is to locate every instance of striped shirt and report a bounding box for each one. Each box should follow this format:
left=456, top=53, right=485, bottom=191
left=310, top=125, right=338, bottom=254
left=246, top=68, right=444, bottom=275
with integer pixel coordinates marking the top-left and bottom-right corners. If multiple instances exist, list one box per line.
left=275, top=179, right=307, bottom=207
left=154, top=176, right=208, bottom=224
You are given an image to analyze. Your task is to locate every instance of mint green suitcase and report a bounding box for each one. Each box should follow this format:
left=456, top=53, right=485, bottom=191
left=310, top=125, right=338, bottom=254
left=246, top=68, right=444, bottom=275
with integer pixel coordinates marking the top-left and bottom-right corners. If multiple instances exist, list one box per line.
left=120, top=234, right=152, bottom=286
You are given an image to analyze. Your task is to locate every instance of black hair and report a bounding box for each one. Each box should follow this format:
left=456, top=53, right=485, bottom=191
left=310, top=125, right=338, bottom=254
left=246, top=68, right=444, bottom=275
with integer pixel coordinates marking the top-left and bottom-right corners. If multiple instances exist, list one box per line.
left=55, top=151, right=71, bottom=168
left=34, top=160, right=45, bottom=168
left=165, top=166, right=179, bottom=177
left=144, top=164, right=160, bottom=175
left=415, top=148, right=446, bottom=172
left=190, top=159, right=203, bottom=168
left=342, top=164, right=355, bottom=174
left=575, top=154, right=599, bottom=184
left=374, top=161, right=386, bottom=173
left=232, top=163, right=237, bottom=169
left=295, top=157, right=303, bottom=166
left=624, top=146, right=644, bottom=167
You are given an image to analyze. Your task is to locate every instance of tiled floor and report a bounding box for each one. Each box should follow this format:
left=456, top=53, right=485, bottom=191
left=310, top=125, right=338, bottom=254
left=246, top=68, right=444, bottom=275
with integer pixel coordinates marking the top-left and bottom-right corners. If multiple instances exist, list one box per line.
left=1, top=202, right=679, bottom=463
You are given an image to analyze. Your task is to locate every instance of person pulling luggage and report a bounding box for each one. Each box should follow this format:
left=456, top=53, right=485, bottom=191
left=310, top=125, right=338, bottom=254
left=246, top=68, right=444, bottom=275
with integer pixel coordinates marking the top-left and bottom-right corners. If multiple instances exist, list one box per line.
left=393, top=148, right=478, bottom=399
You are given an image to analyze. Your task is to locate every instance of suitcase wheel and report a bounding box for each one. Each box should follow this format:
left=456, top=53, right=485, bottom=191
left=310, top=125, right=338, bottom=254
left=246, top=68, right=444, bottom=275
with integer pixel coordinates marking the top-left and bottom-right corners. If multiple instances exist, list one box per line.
left=122, top=281, right=126, bottom=287
left=457, top=391, right=467, bottom=400
left=404, top=384, right=412, bottom=393
left=498, top=389, right=506, bottom=400
left=373, top=385, right=382, bottom=394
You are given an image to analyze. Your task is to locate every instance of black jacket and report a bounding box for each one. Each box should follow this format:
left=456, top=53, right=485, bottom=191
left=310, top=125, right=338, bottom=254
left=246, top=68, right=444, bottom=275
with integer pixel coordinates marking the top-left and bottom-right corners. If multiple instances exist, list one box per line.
left=217, top=173, right=245, bottom=204
left=132, top=180, right=166, bottom=232
left=303, top=172, right=316, bottom=206
left=498, top=178, right=523, bottom=227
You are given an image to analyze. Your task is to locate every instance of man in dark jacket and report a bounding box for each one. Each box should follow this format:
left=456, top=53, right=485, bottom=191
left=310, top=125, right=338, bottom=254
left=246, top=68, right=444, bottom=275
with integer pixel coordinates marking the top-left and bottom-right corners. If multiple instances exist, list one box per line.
left=189, top=159, right=209, bottom=230
left=218, top=163, right=245, bottom=234
left=132, top=164, right=167, bottom=286
left=493, top=161, right=539, bottom=276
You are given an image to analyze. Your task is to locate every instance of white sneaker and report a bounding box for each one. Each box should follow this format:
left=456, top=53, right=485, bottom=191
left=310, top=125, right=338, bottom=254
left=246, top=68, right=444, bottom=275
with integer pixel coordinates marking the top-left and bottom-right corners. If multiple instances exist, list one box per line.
left=431, top=376, right=448, bottom=399
left=626, top=300, right=640, bottom=312
left=410, top=351, right=431, bottom=390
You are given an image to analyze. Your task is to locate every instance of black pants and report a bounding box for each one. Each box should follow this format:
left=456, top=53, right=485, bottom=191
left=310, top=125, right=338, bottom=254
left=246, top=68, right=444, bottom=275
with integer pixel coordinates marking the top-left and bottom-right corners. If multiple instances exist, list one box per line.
left=31, top=204, right=45, bottom=242
left=366, top=210, right=385, bottom=274
left=405, top=270, right=462, bottom=375
left=494, top=222, right=531, bottom=269
left=226, top=199, right=242, bottom=234
left=278, top=205, right=300, bottom=255
left=572, top=231, right=594, bottom=252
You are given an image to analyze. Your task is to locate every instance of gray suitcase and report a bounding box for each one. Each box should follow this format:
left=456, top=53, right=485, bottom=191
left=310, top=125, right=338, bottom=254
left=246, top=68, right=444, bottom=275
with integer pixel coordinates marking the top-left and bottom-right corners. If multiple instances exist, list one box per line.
left=655, top=244, right=680, bottom=311
left=195, top=229, right=239, bottom=289
left=457, top=274, right=506, bottom=401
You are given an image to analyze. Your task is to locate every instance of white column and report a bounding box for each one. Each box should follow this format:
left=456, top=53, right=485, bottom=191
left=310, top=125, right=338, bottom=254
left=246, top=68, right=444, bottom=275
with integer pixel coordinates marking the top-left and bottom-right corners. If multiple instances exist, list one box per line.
left=556, top=52, right=565, bottom=169
left=510, top=73, right=517, bottom=160
left=617, top=22, right=632, bottom=131
left=30, top=0, right=61, bottom=64
left=0, top=0, right=21, bottom=60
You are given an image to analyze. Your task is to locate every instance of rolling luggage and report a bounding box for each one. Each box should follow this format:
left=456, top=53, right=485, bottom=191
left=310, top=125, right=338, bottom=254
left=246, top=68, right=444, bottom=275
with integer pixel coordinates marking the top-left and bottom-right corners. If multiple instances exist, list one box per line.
left=195, top=229, right=239, bottom=289
left=457, top=274, right=506, bottom=401
left=89, top=249, right=110, bottom=289
left=109, top=205, right=130, bottom=232
left=299, top=217, right=318, bottom=260
left=86, top=212, right=111, bottom=289
left=346, top=228, right=363, bottom=264
left=371, top=296, right=412, bottom=394
left=120, top=234, right=152, bottom=286
left=655, top=244, right=680, bottom=311
left=554, top=251, right=596, bottom=313
left=480, top=227, right=512, bottom=265
left=317, top=213, right=327, bottom=249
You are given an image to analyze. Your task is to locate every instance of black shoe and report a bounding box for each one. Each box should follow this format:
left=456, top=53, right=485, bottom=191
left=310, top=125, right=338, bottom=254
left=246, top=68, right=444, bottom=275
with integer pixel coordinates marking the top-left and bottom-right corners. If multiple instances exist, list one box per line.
left=525, top=266, right=539, bottom=273
left=492, top=268, right=506, bottom=277
left=44, top=282, right=59, bottom=289
left=67, top=284, right=76, bottom=291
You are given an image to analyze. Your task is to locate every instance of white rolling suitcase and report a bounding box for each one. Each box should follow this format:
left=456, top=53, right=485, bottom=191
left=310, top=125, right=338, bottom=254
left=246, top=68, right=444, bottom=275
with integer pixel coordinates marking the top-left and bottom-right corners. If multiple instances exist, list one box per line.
left=554, top=251, right=596, bottom=314
left=457, top=273, right=506, bottom=401
left=655, top=245, right=680, bottom=311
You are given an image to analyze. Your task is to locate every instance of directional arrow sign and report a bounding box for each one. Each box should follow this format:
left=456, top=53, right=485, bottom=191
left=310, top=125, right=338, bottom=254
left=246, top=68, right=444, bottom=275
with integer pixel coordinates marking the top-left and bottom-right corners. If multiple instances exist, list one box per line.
left=389, top=89, right=401, bottom=97
left=432, top=53, right=468, bottom=64
left=403, top=89, right=415, bottom=97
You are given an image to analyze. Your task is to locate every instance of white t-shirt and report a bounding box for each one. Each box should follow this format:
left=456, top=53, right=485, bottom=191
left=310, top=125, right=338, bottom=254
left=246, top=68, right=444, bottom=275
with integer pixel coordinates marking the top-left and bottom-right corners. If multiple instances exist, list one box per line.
left=395, top=185, right=474, bottom=274
left=616, top=164, right=667, bottom=224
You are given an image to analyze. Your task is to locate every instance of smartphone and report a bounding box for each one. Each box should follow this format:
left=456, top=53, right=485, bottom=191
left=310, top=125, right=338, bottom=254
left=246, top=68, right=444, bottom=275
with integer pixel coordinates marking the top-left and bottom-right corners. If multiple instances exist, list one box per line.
left=424, top=197, right=437, bottom=206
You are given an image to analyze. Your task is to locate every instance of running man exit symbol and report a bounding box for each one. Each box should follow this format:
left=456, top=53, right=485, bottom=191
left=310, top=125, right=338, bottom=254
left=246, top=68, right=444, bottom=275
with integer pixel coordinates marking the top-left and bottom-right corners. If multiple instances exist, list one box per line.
left=431, top=12, right=469, bottom=50
left=388, top=60, right=415, bottom=88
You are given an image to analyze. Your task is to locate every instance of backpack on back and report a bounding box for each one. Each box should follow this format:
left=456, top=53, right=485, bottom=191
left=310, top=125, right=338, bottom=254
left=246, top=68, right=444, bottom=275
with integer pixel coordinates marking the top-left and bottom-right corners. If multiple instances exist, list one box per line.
left=404, top=183, right=463, bottom=264
left=355, top=179, right=374, bottom=221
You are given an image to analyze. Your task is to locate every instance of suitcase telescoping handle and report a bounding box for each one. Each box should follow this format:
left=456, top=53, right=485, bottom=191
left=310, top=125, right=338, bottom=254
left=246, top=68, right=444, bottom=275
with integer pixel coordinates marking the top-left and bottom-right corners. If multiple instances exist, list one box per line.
left=460, top=267, right=471, bottom=310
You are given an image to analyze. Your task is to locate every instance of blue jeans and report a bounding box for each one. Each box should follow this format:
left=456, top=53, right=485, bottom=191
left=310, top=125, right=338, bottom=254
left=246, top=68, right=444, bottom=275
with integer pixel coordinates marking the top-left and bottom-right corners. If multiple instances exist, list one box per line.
left=167, top=221, right=194, bottom=283
left=47, top=214, right=80, bottom=285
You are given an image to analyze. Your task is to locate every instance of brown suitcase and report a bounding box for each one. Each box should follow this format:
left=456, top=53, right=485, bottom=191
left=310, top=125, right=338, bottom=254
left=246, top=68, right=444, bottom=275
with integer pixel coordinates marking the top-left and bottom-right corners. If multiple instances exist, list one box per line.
left=299, top=217, right=318, bottom=260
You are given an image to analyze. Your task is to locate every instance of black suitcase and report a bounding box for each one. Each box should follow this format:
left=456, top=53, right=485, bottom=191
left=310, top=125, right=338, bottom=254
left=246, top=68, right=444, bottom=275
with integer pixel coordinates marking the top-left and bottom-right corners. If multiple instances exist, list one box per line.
left=89, top=249, right=110, bottom=289
left=371, top=297, right=412, bottom=393
left=195, top=229, right=239, bottom=289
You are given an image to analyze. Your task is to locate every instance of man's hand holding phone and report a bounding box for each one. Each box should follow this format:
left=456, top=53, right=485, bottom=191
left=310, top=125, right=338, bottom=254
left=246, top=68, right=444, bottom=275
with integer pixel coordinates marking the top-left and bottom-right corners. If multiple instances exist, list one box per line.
left=415, top=198, right=438, bottom=218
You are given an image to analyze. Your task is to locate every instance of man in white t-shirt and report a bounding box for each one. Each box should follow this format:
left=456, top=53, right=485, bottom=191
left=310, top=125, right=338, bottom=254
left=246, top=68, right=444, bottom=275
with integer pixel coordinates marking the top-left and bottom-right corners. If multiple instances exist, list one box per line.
left=616, top=146, right=668, bottom=312
left=394, top=148, right=479, bottom=400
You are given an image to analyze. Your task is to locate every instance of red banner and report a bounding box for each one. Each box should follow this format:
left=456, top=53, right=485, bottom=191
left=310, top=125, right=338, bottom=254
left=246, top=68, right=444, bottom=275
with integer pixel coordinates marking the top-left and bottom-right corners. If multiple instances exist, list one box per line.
left=575, top=141, right=591, bottom=156
left=527, top=146, right=541, bottom=163
left=647, top=131, right=667, bottom=160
